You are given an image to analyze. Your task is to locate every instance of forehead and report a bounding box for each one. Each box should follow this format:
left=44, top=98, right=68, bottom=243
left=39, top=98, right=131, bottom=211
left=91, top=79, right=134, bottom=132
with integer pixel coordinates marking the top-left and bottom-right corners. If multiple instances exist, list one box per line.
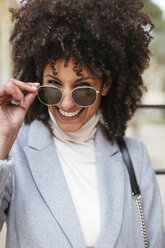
left=43, top=57, right=95, bottom=79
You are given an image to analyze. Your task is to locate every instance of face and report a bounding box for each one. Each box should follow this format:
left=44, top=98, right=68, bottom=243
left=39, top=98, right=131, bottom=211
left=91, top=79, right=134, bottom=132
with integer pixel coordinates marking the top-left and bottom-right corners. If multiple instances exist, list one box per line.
left=43, top=57, right=111, bottom=132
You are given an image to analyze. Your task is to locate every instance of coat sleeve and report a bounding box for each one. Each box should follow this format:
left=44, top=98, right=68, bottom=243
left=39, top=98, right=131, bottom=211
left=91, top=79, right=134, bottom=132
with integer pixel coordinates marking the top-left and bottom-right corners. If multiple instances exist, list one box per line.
left=0, top=159, right=13, bottom=231
left=138, top=142, right=165, bottom=248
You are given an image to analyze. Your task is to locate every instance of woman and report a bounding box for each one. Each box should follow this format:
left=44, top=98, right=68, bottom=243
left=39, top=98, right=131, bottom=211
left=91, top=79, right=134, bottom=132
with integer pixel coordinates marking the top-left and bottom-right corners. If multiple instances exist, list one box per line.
left=0, top=0, right=164, bottom=247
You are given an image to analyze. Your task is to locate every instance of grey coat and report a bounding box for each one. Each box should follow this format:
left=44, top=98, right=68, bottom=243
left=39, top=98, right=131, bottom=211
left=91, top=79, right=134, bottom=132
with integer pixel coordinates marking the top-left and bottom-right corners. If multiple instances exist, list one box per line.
left=0, top=120, right=164, bottom=248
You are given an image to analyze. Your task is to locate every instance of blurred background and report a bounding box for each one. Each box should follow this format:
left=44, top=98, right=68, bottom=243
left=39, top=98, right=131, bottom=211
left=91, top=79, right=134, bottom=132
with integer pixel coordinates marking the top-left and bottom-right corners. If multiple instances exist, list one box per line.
left=0, top=0, right=165, bottom=247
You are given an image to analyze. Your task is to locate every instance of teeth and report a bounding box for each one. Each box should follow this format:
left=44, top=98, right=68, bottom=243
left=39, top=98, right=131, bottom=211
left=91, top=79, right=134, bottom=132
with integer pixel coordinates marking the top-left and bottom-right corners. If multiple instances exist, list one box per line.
left=59, top=108, right=82, bottom=117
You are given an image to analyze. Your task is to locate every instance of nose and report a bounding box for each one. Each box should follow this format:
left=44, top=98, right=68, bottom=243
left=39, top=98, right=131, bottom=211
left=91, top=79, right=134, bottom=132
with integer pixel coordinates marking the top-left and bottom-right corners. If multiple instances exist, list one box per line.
left=59, top=92, right=76, bottom=111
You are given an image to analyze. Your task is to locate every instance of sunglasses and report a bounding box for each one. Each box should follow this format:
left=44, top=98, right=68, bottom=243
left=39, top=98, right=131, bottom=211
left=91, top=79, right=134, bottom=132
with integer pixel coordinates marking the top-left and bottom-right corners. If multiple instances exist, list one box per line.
left=37, top=85, right=100, bottom=107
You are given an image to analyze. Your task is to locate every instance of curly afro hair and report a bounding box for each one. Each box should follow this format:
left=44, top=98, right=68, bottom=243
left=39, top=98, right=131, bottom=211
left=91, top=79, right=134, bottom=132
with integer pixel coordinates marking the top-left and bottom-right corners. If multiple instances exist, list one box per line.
left=9, top=0, right=153, bottom=140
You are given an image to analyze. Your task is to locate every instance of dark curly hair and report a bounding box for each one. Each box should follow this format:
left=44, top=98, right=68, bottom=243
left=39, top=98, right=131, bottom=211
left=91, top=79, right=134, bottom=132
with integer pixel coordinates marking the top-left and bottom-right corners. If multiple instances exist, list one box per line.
left=9, top=0, right=153, bottom=140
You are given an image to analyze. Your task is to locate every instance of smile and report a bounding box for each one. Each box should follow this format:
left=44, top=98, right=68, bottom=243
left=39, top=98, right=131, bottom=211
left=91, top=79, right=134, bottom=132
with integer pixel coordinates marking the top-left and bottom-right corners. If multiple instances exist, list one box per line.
left=58, top=108, right=83, bottom=117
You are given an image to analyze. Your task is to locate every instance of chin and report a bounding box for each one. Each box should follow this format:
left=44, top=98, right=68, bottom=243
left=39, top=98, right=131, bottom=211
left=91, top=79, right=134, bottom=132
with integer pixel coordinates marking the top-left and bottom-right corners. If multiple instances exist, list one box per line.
left=58, top=124, right=82, bottom=132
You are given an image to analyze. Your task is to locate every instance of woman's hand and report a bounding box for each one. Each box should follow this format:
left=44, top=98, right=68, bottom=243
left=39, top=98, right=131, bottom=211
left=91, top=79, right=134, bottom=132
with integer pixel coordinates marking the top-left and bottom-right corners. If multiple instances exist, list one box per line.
left=0, top=78, right=40, bottom=159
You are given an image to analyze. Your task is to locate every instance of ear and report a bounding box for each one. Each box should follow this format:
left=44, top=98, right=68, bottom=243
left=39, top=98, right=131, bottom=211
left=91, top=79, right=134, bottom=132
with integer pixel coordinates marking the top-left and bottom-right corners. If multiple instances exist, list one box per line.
left=101, top=79, right=111, bottom=96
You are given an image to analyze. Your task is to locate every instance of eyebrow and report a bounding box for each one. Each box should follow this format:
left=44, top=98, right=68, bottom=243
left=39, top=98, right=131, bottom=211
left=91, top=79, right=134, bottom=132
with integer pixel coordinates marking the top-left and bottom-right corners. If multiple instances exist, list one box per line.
left=44, top=74, right=95, bottom=84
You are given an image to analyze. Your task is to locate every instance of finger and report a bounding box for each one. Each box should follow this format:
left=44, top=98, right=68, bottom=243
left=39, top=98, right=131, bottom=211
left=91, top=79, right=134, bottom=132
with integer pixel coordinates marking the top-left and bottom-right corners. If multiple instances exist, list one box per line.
left=0, top=82, right=40, bottom=108
left=24, top=91, right=38, bottom=112
left=6, top=78, right=40, bottom=93
left=0, top=95, right=12, bottom=106
left=0, top=85, right=21, bottom=102
left=4, top=86, right=25, bottom=108
left=10, top=87, right=25, bottom=108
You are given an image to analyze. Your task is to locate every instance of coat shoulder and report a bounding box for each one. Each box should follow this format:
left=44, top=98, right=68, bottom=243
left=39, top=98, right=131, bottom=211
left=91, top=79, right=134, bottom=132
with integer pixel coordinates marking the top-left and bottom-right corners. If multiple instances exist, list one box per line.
left=123, top=136, right=144, bottom=153
left=122, top=136, right=151, bottom=167
left=122, top=136, right=154, bottom=181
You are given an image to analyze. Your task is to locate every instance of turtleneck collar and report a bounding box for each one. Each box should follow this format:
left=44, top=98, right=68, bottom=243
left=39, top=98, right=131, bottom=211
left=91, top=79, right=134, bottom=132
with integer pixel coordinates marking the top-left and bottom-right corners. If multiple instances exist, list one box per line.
left=48, top=109, right=100, bottom=144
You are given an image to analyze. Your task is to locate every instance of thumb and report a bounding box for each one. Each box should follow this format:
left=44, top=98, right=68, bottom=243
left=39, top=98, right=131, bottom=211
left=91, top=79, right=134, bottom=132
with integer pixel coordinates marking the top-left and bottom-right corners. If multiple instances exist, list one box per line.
left=24, top=92, right=38, bottom=112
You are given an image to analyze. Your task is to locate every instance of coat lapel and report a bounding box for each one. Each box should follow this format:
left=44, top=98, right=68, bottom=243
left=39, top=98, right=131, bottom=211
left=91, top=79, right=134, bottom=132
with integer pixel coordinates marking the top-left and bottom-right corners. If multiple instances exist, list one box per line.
left=95, top=125, right=125, bottom=248
left=24, top=120, right=86, bottom=248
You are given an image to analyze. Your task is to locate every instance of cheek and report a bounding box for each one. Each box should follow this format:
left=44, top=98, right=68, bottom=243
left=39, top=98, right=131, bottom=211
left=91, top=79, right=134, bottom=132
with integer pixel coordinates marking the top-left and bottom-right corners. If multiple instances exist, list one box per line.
left=94, top=95, right=101, bottom=109
left=86, top=96, right=101, bottom=115
left=48, top=106, right=56, bottom=118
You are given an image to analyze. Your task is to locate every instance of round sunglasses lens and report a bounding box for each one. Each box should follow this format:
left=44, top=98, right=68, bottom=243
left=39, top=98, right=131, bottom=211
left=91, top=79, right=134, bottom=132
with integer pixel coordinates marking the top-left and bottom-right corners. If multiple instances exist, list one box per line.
left=72, top=87, right=96, bottom=107
left=38, top=86, right=62, bottom=105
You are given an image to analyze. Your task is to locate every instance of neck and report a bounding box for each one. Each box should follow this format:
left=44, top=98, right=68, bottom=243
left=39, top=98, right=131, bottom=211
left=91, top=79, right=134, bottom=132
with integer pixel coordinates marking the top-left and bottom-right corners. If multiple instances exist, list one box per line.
left=49, top=109, right=101, bottom=144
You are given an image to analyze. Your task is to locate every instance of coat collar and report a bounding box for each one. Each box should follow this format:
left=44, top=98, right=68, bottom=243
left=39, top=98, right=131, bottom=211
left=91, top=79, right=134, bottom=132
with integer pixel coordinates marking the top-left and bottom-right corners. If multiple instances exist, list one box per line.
left=27, top=120, right=118, bottom=155
left=28, top=120, right=52, bottom=150
left=25, top=120, right=125, bottom=248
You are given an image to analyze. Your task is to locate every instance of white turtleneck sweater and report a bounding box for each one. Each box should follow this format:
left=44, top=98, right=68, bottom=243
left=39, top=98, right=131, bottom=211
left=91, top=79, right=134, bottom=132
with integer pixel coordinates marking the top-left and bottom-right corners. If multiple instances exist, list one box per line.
left=49, top=110, right=101, bottom=248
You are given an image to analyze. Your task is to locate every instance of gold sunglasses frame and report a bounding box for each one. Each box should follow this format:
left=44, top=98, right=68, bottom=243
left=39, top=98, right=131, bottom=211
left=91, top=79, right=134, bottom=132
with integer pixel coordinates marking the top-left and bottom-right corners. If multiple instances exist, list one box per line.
left=37, top=85, right=100, bottom=107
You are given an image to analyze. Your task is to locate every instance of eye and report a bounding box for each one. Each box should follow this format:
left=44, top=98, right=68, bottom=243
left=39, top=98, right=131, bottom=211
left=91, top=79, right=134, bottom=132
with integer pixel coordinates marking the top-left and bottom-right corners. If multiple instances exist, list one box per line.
left=75, top=82, right=91, bottom=87
left=48, top=80, right=62, bottom=86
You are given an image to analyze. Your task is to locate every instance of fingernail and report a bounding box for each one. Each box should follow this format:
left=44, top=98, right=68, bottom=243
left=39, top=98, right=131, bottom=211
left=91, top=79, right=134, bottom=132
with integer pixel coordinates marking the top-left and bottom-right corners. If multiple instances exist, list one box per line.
left=32, top=86, right=38, bottom=90
left=33, top=82, right=40, bottom=86
left=11, top=99, right=19, bottom=105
